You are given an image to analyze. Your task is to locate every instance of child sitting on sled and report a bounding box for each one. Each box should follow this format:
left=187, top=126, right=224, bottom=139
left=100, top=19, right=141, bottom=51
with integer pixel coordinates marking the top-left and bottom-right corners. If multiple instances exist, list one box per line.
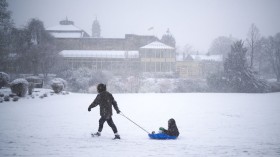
left=150, top=118, right=179, bottom=139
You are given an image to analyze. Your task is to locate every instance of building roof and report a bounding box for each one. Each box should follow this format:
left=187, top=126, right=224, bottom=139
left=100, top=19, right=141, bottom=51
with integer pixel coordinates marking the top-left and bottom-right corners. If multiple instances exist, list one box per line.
left=49, top=32, right=86, bottom=38
left=47, top=24, right=82, bottom=31
left=140, top=41, right=174, bottom=49
left=46, top=24, right=89, bottom=38
left=60, top=50, right=139, bottom=59
left=191, top=55, right=222, bottom=62
left=176, top=54, right=223, bottom=62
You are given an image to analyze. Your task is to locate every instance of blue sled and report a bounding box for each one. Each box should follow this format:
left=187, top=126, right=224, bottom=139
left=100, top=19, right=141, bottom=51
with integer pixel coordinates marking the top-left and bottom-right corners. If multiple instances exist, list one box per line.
left=148, top=133, right=178, bottom=140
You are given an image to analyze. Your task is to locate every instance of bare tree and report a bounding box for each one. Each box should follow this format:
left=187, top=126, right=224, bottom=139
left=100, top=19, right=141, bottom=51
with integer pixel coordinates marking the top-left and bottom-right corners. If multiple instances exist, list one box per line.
left=246, top=23, right=260, bottom=68
left=208, top=36, right=235, bottom=60
left=183, top=44, right=194, bottom=54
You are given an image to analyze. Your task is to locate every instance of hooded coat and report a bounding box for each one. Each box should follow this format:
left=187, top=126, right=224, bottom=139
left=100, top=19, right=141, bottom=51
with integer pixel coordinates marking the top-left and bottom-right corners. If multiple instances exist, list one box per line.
left=162, top=118, right=180, bottom=137
left=88, top=91, right=120, bottom=118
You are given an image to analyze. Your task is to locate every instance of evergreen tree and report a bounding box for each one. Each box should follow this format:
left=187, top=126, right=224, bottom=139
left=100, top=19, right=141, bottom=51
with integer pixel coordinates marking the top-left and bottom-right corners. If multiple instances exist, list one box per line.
left=15, top=18, right=60, bottom=77
left=208, top=40, right=269, bottom=93
left=161, top=28, right=176, bottom=47
left=224, top=40, right=269, bottom=92
left=92, top=18, right=101, bottom=38
left=224, top=40, right=248, bottom=74
left=0, top=0, right=13, bottom=71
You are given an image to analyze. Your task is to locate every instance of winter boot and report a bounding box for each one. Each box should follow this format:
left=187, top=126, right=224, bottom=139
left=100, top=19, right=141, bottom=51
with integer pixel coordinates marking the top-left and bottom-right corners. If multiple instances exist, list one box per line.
left=91, top=132, right=101, bottom=137
left=113, top=134, right=121, bottom=140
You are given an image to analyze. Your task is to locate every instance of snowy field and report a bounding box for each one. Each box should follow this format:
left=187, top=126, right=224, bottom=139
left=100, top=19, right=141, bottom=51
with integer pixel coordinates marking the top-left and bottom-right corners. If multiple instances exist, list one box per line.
left=1, top=89, right=280, bottom=157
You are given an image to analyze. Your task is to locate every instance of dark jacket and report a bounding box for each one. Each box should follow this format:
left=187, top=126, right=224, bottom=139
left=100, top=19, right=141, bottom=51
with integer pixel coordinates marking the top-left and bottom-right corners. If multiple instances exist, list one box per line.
left=88, top=91, right=120, bottom=118
left=163, top=118, right=180, bottom=137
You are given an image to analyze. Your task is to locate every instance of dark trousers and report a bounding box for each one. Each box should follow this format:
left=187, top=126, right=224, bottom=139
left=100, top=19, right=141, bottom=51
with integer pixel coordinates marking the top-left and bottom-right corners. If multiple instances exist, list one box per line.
left=98, top=117, right=118, bottom=133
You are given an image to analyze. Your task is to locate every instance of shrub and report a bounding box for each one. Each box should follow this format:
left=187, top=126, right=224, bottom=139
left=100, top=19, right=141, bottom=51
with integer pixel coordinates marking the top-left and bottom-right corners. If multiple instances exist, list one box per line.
left=51, top=78, right=67, bottom=93
left=269, top=82, right=280, bottom=92
left=4, top=95, right=10, bottom=101
left=0, top=72, right=10, bottom=89
left=28, top=83, right=34, bottom=95
left=138, top=78, right=177, bottom=93
left=13, top=96, right=19, bottom=102
left=59, top=68, right=109, bottom=92
left=175, top=79, right=208, bottom=93
left=10, top=78, right=29, bottom=97
left=207, top=73, right=230, bottom=92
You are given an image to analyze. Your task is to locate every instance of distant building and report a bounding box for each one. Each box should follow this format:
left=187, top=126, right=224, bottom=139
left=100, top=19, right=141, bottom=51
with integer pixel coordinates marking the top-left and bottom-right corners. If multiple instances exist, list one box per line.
left=46, top=18, right=90, bottom=38
left=47, top=19, right=221, bottom=78
left=59, top=41, right=176, bottom=74
left=59, top=50, right=140, bottom=74
left=92, top=18, right=101, bottom=38
left=139, top=41, right=176, bottom=72
left=176, top=53, right=223, bottom=79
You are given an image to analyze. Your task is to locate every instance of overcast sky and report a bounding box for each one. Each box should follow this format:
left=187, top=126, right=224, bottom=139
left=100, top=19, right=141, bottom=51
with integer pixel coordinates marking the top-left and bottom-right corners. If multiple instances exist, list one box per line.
left=8, top=0, right=280, bottom=52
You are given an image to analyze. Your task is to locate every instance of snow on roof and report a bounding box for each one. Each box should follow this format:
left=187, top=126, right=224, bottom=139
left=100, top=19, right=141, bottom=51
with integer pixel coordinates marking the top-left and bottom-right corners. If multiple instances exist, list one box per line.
left=49, top=32, right=84, bottom=38
left=46, top=25, right=82, bottom=31
left=46, top=24, right=89, bottom=38
left=60, top=50, right=139, bottom=59
left=176, top=54, right=223, bottom=62
left=140, top=41, right=174, bottom=49
left=191, top=55, right=222, bottom=62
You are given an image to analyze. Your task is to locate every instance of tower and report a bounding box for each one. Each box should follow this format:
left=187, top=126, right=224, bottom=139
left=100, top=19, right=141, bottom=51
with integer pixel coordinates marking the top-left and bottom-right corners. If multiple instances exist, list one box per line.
left=92, top=17, right=101, bottom=38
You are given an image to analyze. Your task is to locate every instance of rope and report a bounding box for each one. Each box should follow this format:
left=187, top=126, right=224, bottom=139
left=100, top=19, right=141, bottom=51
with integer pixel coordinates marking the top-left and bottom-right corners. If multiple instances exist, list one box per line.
left=119, top=112, right=150, bottom=134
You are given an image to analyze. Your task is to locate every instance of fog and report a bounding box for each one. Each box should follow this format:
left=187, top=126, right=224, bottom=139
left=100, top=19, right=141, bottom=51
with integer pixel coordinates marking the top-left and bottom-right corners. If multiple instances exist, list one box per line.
left=8, top=0, right=280, bottom=52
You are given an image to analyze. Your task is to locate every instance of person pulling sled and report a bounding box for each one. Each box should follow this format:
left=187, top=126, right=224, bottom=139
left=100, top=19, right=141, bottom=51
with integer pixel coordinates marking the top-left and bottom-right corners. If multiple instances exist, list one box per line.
left=88, top=83, right=121, bottom=140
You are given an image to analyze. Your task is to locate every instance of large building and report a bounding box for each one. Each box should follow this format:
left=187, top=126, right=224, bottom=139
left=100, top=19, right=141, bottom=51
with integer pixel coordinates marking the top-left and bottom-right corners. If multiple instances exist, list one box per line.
left=47, top=18, right=90, bottom=38
left=47, top=19, right=222, bottom=78
left=139, top=41, right=175, bottom=73
left=59, top=50, right=140, bottom=74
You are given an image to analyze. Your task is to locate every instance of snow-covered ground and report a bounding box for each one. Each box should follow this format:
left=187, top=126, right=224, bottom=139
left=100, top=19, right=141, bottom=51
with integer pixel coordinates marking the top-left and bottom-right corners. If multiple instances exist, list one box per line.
left=1, top=89, right=280, bottom=157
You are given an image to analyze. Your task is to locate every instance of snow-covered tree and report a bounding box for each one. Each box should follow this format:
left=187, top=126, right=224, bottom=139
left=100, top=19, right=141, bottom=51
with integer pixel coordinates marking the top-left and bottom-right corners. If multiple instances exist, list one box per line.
left=59, top=68, right=110, bottom=93
left=92, top=18, right=101, bottom=38
left=10, top=78, right=29, bottom=97
left=51, top=78, right=67, bottom=93
left=0, top=72, right=9, bottom=88
left=271, top=33, right=280, bottom=82
left=13, top=18, right=60, bottom=76
left=254, top=37, right=274, bottom=77
left=0, top=0, right=13, bottom=71
left=263, top=33, right=280, bottom=81
left=161, top=29, right=176, bottom=48
left=208, top=40, right=269, bottom=93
